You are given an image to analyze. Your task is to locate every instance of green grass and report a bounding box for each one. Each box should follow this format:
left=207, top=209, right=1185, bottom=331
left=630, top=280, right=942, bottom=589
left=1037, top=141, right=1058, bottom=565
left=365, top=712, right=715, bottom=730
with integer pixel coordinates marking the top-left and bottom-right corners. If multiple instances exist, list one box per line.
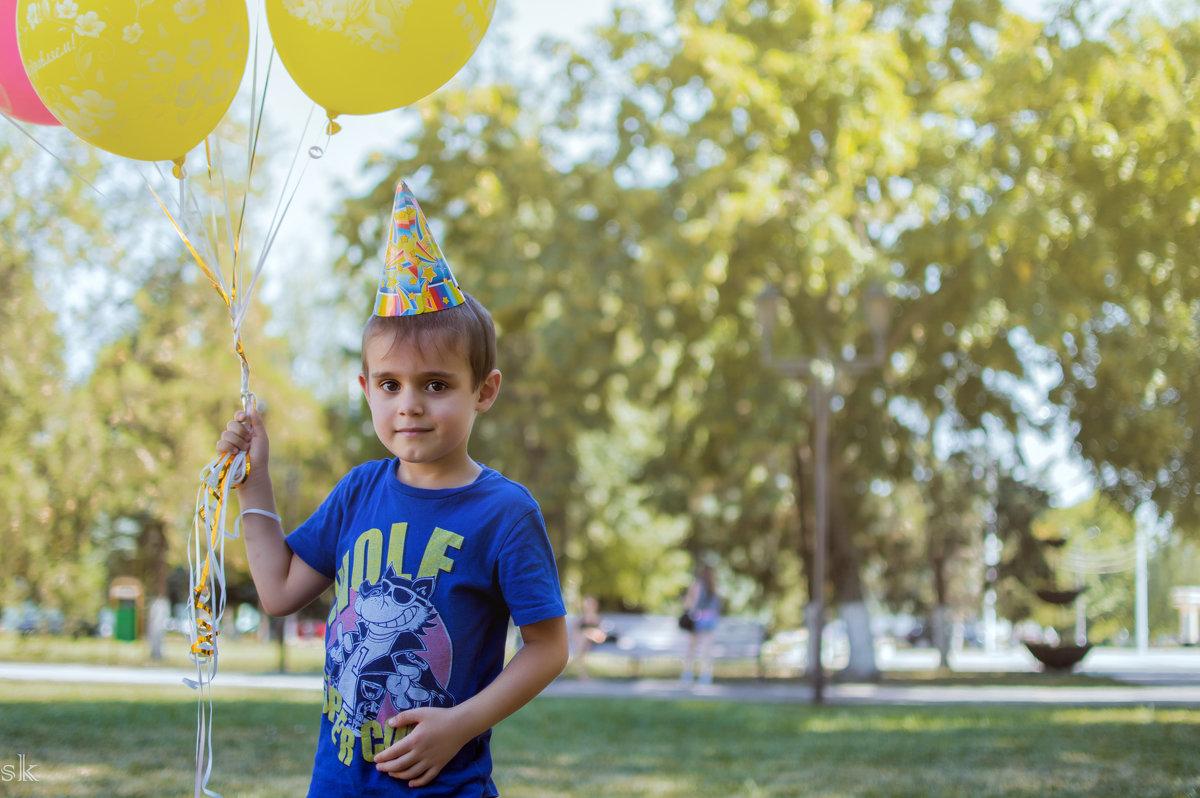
left=0, top=632, right=325, bottom=674
left=0, top=681, right=1197, bottom=797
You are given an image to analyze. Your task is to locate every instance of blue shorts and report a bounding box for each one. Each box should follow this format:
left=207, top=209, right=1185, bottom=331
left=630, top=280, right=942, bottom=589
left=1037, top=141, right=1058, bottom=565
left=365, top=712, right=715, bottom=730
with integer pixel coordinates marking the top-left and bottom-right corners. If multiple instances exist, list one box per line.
left=692, top=611, right=718, bottom=633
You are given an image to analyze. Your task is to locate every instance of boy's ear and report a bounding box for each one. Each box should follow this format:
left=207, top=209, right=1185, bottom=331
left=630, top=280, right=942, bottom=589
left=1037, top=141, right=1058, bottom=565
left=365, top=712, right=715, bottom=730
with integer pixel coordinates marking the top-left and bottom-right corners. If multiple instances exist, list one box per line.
left=475, top=369, right=502, bottom=412
left=358, top=372, right=370, bottom=399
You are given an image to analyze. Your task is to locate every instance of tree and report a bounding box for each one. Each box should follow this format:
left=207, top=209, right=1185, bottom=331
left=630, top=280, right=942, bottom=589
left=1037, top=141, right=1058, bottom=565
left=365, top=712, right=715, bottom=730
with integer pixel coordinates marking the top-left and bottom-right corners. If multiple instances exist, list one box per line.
left=543, top=0, right=929, bottom=674
left=0, top=130, right=111, bottom=624
left=990, top=475, right=1055, bottom=625
left=85, top=244, right=340, bottom=647
left=318, top=0, right=1200, bottom=656
left=0, top=113, right=341, bottom=638
left=549, top=0, right=1200, bottom=669
left=891, top=1, right=1200, bottom=532
left=920, top=452, right=990, bottom=666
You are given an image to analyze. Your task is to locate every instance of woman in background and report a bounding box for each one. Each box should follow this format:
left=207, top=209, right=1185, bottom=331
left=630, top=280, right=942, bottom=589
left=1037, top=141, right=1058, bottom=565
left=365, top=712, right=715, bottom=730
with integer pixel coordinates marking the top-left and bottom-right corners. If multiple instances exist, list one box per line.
left=681, top=560, right=721, bottom=685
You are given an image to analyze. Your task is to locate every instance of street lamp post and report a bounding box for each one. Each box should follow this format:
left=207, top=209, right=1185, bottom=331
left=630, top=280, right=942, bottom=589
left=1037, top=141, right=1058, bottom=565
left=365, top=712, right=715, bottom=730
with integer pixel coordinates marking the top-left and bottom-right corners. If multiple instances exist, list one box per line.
left=755, top=283, right=890, bottom=704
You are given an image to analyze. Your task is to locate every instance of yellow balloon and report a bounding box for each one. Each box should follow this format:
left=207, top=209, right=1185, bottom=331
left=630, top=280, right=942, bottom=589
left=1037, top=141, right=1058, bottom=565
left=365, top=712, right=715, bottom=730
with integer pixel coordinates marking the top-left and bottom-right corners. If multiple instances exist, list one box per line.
left=16, top=0, right=248, bottom=163
left=266, top=0, right=495, bottom=118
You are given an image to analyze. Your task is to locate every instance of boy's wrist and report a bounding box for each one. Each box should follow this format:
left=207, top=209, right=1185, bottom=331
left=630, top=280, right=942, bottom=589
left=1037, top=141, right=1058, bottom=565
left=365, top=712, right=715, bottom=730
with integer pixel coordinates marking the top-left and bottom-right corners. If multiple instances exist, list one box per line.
left=240, top=462, right=271, bottom=487
left=443, top=700, right=490, bottom=744
left=237, top=472, right=276, bottom=512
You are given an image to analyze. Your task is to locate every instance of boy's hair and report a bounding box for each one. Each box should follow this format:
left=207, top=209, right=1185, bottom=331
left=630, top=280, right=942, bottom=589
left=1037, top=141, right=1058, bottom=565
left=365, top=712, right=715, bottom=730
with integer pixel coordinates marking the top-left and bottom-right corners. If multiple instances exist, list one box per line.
left=361, top=292, right=497, bottom=388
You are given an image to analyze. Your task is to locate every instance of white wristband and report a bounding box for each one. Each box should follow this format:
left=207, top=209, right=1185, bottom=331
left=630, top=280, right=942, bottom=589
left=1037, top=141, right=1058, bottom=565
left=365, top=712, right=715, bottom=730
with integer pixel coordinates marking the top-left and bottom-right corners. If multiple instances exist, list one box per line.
left=240, top=508, right=281, bottom=523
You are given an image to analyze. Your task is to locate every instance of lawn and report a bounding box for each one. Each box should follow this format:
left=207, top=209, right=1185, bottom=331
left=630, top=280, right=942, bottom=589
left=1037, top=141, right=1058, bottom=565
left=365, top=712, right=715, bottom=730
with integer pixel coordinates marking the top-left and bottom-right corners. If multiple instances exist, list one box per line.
left=0, top=681, right=1197, bottom=798
left=0, top=632, right=326, bottom=675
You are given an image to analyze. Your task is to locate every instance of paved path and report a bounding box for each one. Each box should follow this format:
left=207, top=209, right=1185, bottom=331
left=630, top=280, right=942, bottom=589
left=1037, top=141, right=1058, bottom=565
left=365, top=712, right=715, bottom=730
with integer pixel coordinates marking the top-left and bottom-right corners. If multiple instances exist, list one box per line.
left=542, top=677, right=1200, bottom=706
left=0, top=661, right=322, bottom=692
left=2, top=647, right=1198, bottom=706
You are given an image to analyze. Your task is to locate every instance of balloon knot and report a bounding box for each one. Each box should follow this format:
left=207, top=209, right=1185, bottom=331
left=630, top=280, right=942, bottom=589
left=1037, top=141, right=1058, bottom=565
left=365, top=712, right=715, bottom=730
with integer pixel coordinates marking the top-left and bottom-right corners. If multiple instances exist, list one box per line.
left=325, top=112, right=342, bottom=136
left=171, top=158, right=186, bottom=179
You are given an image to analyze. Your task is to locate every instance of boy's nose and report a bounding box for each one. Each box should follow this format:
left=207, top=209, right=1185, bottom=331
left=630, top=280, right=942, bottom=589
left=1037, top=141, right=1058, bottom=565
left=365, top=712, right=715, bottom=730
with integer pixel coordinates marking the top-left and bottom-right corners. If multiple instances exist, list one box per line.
left=397, top=392, right=423, bottom=415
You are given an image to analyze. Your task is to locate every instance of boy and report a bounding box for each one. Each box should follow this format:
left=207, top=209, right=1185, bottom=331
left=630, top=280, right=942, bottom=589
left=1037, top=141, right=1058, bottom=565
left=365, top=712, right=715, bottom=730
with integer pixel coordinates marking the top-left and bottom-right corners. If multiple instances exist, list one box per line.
left=217, top=181, right=568, bottom=797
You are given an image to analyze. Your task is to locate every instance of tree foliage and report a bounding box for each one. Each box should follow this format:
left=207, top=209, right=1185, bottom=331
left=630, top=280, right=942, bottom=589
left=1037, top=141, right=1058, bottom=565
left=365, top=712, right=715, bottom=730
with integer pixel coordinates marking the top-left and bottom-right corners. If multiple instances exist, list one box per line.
left=0, top=134, right=110, bottom=619
left=3, top=0, right=1197, bottom=648
left=0, top=124, right=337, bottom=626
left=320, top=0, right=1200, bottom=641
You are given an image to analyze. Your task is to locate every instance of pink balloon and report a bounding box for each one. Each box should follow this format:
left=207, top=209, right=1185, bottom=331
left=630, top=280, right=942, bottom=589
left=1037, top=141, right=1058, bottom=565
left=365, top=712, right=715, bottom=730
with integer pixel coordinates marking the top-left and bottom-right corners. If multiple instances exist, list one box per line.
left=0, top=0, right=59, bottom=126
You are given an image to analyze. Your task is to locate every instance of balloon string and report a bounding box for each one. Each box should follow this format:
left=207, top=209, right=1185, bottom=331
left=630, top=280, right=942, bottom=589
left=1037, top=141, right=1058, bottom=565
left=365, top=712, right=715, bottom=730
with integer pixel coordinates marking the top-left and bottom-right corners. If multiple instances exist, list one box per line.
left=185, top=449, right=246, bottom=798
left=234, top=102, right=322, bottom=331
left=2, top=115, right=105, bottom=197
left=204, top=137, right=241, bottom=313
left=145, top=179, right=233, bottom=305
left=146, top=171, right=255, bottom=656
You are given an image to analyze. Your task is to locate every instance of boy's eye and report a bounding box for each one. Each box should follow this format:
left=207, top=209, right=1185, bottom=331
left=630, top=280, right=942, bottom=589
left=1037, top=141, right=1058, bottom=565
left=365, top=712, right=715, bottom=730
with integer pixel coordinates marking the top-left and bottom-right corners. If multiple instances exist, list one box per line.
left=427, top=381, right=448, bottom=393
left=380, top=380, right=400, bottom=392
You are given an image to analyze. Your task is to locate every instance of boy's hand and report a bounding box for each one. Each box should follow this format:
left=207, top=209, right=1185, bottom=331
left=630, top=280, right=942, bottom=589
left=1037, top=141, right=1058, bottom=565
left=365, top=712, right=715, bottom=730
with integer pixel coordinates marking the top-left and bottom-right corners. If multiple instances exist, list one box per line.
left=220, top=408, right=270, bottom=463
left=373, top=707, right=470, bottom=788
left=216, top=405, right=271, bottom=490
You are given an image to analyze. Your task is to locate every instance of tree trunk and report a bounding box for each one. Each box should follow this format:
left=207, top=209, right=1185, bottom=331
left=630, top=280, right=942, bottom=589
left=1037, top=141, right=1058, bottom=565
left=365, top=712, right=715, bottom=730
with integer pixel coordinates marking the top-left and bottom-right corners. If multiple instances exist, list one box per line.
left=828, top=462, right=878, bottom=680
left=932, top=604, right=950, bottom=669
left=148, top=596, right=169, bottom=661
left=141, top=516, right=169, bottom=661
left=790, top=444, right=813, bottom=604
left=840, top=601, right=879, bottom=678
left=932, top=555, right=951, bottom=669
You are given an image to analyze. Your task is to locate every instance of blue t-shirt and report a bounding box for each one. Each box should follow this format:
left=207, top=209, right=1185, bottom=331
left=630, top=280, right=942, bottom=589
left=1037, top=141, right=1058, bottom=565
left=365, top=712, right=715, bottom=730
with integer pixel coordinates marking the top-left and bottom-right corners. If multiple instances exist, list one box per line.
left=286, top=459, right=566, bottom=797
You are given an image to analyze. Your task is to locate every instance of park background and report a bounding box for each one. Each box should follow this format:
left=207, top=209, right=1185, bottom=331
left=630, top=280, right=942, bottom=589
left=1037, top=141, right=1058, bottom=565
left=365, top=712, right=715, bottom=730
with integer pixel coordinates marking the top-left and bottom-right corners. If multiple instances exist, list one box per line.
left=2, top=0, right=1199, bottom=684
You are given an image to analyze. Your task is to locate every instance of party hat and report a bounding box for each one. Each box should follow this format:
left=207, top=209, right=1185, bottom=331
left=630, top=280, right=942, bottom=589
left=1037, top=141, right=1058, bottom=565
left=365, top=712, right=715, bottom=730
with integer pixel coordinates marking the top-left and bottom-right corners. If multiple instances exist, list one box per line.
left=374, top=180, right=466, bottom=316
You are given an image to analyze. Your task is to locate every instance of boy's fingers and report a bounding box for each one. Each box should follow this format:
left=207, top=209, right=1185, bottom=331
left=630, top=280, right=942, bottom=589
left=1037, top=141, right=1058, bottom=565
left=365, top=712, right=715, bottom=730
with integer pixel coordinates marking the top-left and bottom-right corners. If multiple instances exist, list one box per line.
left=222, top=425, right=249, bottom=445
left=243, top=406, right=269, bottom=442
left=390, top=707, right=424, bottom=727
left=408, top=765, right=442, bottom=788
left=218, top=419, right=254, bottom=453
left=374, top=745, right=416, bottom=771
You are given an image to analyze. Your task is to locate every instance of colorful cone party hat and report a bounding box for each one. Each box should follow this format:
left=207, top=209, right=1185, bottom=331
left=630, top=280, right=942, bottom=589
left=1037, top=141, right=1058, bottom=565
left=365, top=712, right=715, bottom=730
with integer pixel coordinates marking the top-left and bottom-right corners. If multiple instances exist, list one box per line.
left=374, top=180, right=466, bottom=317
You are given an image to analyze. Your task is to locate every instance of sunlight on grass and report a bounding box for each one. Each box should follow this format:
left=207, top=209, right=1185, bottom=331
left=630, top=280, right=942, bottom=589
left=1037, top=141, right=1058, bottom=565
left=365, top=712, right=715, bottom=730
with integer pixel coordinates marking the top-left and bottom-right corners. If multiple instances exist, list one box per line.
left=494, top=698, right=1200, bottom=798
left=0, top=631, right=326, bottom=674
left=0, top=683, right=319, bottom=797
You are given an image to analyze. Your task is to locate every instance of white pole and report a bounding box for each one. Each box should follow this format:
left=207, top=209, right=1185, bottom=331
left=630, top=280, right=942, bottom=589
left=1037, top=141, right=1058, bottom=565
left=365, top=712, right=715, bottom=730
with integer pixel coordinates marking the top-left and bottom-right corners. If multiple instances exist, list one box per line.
left=808, top=365, right=830, bottom=704
left=1075, top=592, right=1087, bottom=646
left=983, top=533, right=1001, bottom=653
left=1135, top=519, right=1149, bottom=654
left=983, top=588, right=997, bottom=653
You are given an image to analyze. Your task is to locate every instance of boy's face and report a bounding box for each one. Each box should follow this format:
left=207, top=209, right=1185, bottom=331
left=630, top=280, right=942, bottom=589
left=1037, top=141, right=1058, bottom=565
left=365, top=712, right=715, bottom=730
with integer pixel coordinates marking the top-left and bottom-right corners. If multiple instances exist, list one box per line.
left=358, top=330, right=501, bottom=489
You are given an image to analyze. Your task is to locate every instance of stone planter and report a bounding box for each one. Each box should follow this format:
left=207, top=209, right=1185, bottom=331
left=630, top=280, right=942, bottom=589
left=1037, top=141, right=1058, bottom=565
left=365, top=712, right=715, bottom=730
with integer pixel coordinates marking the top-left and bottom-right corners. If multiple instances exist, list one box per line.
left=1024, top=642, right=1093, bottom=671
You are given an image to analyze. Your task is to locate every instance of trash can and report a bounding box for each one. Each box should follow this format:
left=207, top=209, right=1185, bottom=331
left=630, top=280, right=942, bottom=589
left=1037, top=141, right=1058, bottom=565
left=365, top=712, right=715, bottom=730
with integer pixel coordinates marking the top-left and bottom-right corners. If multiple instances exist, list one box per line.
left=108, top=578, right=144, bottom=641
left=115, top=599, right=137, bottom=641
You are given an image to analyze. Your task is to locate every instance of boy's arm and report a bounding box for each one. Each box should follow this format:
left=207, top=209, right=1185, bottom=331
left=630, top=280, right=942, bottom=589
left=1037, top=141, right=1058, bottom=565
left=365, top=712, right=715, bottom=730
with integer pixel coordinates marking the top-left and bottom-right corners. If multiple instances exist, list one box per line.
left=373, top=615, right=569, bottom=788
left=218, top=406, right=332, bottom=616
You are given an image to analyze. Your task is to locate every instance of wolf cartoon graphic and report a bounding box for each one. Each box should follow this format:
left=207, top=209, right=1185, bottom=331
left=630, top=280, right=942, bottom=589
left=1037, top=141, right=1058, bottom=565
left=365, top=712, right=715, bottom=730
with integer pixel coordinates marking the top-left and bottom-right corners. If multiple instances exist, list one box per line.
left=327, top=567, right=453, bottom=733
